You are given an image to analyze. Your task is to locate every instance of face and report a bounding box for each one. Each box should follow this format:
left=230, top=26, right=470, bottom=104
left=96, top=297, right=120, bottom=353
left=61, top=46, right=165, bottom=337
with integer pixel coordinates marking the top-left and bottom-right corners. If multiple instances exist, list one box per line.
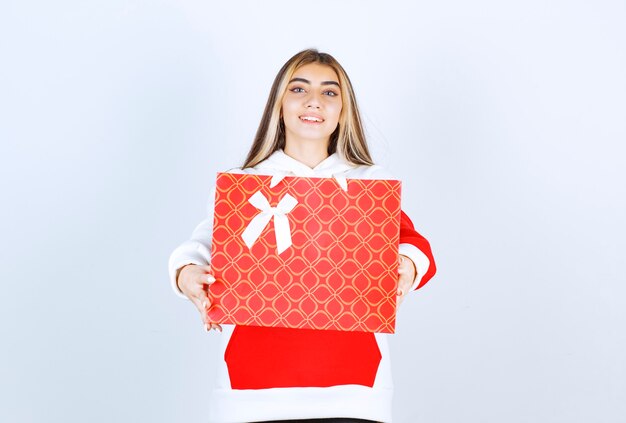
left=280, top=63, right=342, bottom=149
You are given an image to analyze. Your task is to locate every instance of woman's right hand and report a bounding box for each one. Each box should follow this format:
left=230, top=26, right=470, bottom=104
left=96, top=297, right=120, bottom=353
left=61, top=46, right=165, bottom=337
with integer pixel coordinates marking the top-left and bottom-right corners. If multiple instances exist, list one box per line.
left=177, top=264, right=222, bottom=332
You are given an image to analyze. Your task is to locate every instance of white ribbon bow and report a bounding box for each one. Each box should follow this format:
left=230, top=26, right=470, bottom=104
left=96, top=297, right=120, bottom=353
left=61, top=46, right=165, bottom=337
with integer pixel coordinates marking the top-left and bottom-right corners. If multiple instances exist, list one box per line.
left=241, top=191, right=298, bottom=254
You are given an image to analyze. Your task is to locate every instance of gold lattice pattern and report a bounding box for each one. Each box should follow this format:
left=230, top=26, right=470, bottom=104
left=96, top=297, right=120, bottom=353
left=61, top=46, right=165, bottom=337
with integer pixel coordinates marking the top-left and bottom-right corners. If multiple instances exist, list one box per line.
left=208, top=173, right=401, bottom=333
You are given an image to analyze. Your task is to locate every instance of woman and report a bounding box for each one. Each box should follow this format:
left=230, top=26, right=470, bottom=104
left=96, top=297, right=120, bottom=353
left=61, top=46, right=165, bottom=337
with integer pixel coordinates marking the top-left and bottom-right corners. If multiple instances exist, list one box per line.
left=169, top=49, right=436, bottom=423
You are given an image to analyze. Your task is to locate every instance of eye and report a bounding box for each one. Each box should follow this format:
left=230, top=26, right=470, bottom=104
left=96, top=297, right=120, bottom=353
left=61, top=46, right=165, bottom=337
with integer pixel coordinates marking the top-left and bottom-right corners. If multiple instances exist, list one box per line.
left=323, top=90, right=339, bottom=97
left=290, top=87, right=305, bottom=93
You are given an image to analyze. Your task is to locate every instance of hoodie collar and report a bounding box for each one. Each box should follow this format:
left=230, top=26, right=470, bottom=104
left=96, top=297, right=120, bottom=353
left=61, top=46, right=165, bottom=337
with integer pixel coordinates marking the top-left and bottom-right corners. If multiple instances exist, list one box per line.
left=254, top=150, right=355, bottom=190
left=255, top=150, right=353, bottom=175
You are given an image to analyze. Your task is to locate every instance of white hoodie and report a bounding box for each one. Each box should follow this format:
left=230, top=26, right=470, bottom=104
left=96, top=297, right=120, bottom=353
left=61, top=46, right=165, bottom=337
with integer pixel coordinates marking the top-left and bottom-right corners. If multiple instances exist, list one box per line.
left=168, top=150, right=431, bottom=423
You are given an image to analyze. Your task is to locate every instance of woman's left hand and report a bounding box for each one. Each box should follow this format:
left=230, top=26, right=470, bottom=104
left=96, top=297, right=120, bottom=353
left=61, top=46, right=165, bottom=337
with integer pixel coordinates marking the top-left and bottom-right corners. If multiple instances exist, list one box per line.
left=397, top=255, right=416, bottom=307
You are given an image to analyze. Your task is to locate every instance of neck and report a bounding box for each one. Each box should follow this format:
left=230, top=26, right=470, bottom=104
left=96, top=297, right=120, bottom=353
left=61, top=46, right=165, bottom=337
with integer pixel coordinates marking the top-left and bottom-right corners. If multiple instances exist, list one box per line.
left=284, top=138, right=330, bottom=168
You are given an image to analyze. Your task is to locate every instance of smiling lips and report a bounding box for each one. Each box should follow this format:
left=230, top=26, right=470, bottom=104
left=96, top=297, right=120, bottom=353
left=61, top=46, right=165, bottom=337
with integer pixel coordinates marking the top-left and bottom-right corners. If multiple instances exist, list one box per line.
left=300, top=115, right=324, bottom=123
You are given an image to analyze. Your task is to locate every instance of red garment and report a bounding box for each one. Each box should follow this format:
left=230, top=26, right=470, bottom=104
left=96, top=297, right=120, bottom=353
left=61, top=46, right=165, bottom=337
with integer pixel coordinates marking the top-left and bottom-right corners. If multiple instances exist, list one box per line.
left=226, top=209, right=436, bottom=389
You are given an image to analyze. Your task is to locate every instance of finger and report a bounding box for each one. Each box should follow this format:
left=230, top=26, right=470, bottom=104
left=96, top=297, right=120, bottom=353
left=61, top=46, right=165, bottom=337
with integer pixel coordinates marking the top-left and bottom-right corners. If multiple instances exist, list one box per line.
left=192, top=269, right=215, bottom=286
left=396, top=288, right=405, bottom=304
left=188, top=284, right=210, bottom=305
left=396, top=286, right=409, bottom=304
left=398, top=256, right=409, bottom=272
left=204, top=322, right=222, bottom=332
left=201, top=283, right=212, bottom=307
left=397, top=282, right=409, bottom=296
left=199, top=264, right=213, bottom=274
left=190, top=298, right=208, bottom=326
left=396, top=274, right=411, bottom=296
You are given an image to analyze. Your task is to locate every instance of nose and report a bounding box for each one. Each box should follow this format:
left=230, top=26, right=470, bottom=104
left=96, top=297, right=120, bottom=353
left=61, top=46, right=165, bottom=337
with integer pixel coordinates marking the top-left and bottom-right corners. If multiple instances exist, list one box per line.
left=305, top=91, right=321, bottom=109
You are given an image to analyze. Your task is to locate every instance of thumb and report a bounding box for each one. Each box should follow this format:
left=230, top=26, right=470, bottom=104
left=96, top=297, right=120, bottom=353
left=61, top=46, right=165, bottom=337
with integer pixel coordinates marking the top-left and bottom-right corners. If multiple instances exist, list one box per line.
left=199, top=264, right=213, bottom=274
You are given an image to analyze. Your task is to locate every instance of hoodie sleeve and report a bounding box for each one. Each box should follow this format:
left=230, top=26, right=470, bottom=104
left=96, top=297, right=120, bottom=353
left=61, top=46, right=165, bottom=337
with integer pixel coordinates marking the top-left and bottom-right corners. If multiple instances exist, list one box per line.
left=167, top=188, right=216, bottom=299
left=398, top=210, right=437, bottom=291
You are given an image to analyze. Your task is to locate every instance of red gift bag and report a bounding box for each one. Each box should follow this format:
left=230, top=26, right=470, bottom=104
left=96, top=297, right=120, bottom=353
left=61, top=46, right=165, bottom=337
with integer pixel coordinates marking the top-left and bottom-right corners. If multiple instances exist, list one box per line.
left=208, top=172, right=402, bottom=333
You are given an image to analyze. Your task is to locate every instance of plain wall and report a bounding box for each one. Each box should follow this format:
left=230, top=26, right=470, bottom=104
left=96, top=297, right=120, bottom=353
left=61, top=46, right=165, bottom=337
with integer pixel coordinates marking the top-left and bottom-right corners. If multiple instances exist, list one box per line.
left=1, top=1, right=624, bottom=422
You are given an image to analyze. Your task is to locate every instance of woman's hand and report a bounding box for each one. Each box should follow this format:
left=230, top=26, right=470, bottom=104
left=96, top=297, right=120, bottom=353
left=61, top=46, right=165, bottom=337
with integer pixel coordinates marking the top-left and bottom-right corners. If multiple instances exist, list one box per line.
left=177, top=264, right=222, bottom=332
left=397, top=255, right=417, bottom=307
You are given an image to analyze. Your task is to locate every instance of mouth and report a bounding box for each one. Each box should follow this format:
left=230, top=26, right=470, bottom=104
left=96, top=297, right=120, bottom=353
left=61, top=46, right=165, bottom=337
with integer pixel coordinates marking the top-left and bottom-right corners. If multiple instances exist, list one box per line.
left=299, top=115, right=324, bottom=123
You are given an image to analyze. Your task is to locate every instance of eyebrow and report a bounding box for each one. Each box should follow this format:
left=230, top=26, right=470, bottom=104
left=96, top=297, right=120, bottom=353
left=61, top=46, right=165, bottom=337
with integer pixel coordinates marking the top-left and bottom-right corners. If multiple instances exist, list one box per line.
left=289, top=77, right=340, bottom=87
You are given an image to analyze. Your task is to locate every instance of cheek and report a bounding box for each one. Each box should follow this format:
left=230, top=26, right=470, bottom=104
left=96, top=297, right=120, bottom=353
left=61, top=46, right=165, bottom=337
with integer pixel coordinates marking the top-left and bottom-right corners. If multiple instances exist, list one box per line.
left=330, top=103, right=343, bottom=123
left=282, top=100, right=299, bottom=119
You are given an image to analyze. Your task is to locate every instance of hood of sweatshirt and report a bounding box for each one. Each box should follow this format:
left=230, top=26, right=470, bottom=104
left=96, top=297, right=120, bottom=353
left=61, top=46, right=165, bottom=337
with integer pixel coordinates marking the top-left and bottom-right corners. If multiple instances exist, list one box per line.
left=253, top=150, right=354, bottom=177
left=231, top=149, right=394, bottom=191
left=247, top=150, right=357, bottom=190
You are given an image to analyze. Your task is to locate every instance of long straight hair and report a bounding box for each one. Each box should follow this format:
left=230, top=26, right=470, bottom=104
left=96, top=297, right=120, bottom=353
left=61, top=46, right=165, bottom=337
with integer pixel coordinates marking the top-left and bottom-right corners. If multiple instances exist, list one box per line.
left=242, top=49, right=374, bottom=168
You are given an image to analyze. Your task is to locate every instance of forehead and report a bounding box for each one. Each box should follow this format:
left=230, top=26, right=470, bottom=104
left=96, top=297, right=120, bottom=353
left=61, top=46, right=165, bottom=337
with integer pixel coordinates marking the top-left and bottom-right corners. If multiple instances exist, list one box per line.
left=291, top=63, right=339, bottom=83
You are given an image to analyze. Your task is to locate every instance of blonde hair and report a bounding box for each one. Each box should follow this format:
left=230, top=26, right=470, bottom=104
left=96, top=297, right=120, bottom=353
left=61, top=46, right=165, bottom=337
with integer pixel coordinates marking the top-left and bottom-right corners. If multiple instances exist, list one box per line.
left=242, top=49, right=374, bottom=168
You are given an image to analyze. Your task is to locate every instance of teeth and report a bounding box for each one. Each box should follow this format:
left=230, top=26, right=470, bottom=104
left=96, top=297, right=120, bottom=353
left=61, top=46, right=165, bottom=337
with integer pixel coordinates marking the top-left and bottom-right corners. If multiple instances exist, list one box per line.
left=301, top=116, right=322, bottom=122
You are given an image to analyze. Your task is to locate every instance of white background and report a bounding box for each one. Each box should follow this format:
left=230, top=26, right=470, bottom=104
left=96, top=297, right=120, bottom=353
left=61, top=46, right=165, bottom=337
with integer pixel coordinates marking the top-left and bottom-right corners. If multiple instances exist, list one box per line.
left=1, top=1, right=625, bottom=422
